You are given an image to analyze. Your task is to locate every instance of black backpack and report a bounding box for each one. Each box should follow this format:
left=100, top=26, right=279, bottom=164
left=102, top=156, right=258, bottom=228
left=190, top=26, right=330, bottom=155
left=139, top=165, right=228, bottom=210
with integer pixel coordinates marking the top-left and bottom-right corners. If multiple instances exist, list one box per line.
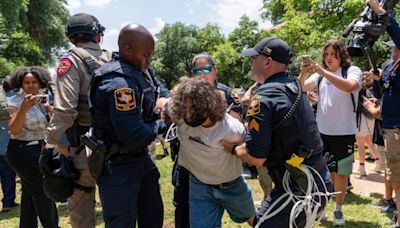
left=316, top=67, right=369, bottom=129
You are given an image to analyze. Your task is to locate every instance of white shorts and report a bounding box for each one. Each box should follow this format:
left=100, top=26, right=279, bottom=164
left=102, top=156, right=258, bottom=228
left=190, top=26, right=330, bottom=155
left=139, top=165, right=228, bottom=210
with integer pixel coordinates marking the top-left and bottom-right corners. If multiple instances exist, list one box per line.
left=356, top=114, right=375, bottom=137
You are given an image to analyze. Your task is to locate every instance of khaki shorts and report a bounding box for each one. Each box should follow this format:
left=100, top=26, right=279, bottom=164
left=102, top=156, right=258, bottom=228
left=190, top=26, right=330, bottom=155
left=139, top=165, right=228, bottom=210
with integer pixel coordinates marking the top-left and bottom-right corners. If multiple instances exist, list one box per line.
left=383, top=128, right=400, bottom=181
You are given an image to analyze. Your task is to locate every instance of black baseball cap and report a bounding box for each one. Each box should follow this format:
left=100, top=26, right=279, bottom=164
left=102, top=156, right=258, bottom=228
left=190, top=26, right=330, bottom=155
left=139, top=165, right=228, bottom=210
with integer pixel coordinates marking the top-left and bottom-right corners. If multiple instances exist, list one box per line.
left=241, top=37, right=293, bottom=64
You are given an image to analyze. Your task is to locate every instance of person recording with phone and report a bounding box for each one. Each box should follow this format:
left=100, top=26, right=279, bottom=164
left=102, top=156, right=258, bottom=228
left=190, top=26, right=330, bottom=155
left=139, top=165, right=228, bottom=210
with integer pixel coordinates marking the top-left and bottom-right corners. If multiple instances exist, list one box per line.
left=362, top=1, right=400, bottom=226
left=6, top=66, right=59, bottom=228
left=299, top=40, right=362, bottom=226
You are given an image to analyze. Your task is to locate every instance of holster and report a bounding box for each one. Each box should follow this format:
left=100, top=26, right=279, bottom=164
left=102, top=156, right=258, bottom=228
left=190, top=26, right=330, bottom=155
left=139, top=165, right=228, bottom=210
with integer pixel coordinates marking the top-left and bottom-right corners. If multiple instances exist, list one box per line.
left=81, top=134, right=107, bottom=179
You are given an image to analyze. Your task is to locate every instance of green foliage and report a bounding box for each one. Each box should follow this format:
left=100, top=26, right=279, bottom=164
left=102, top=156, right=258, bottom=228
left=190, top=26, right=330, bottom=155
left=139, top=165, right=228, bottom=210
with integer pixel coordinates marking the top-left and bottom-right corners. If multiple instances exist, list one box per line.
left=154, top=22, right=200, bottom=89
left=0, top=0, right=68, bottom=75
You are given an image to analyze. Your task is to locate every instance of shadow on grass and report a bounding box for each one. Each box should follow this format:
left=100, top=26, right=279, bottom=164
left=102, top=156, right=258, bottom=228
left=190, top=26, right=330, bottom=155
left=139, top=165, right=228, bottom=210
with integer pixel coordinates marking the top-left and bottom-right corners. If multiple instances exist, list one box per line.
left=319, top=220, right=381, bottom=228
left=0, top=205, right=20, bottom=220
left=343, top=192, right=372, bottom=205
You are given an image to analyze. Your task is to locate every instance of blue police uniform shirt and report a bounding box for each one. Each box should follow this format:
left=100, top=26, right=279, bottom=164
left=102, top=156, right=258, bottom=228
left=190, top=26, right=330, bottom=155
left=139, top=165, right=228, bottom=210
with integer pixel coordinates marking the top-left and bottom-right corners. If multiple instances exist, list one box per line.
left=380, top=16, right=400, bottom=129
left=93, top=58, right=164, bottom=151
left=245, top=72, right=293, bottom=159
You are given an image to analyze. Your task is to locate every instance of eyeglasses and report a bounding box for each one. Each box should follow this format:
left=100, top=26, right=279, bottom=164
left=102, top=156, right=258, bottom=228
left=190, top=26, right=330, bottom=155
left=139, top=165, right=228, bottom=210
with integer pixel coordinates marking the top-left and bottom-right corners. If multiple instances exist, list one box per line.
left=192, top=65, right=213, bottom=75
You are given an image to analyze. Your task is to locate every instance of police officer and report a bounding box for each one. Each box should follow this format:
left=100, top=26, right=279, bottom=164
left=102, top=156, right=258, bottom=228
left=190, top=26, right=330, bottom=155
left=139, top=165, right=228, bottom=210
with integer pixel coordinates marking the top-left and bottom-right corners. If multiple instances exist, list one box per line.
left=44, top=13, right=111, bottom=228
left=172, top=52, right=242, bottom=228
left=90, top=24, right=166, bottom=227
left=220, top=37, right=332, bottom=227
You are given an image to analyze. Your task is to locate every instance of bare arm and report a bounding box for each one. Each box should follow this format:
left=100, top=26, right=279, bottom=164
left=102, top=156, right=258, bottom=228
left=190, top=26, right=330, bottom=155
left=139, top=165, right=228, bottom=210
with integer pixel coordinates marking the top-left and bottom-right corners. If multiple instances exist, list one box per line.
left=312, top=63, right=359, bottom=93
left=8, top=94, right=37, bottom=135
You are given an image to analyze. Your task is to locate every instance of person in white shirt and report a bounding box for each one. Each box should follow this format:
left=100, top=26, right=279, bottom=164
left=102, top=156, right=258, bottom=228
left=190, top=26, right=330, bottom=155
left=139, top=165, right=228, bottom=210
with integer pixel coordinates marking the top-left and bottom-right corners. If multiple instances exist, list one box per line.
left=299, top=40, right=362, bottom=226
left=166, top=77, right=255, bottom=227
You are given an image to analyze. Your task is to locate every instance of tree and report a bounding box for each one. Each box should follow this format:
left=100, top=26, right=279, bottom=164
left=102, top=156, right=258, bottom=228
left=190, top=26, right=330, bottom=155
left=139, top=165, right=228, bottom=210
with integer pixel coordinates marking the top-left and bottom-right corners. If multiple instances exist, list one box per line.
left=0, top=0, right=68, bottom=77
left=261, top=0, right=395, bottom=71
left=153, top=22, right=200, bottom=89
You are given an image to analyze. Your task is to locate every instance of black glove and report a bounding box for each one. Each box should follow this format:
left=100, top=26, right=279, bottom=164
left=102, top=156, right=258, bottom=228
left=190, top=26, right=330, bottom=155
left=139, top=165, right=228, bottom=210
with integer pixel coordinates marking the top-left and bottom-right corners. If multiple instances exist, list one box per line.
left=169, top=138, right=180, bottom=162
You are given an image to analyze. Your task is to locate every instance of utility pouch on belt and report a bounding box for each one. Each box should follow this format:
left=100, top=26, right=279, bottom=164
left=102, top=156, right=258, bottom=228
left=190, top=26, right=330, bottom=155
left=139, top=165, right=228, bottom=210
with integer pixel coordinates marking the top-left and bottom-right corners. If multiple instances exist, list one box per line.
left=81, top=133, right=106, bottom=179
left=66, top=121, right=81, bottom=147
left=284, top=146, right=313, bottom=193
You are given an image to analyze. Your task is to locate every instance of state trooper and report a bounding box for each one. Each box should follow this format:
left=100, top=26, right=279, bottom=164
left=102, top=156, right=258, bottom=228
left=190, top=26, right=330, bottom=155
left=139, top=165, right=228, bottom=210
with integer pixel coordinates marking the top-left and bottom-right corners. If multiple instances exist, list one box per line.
left=44, top=13, right=112, bottom=228
left=220, top=37, right=332, bottom=227
left=89, top=24, right=167, bottom=227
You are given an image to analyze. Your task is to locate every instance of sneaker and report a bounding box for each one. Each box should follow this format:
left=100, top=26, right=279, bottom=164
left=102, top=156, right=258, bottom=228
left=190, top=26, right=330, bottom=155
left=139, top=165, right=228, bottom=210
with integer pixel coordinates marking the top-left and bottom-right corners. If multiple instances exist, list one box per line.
left=372, top=163, right=383, bottom=173
left=1, top=202, right=19, bottom=212
left=333, top=210, right=345, bottom=226
left=392, top=211, right=399, bottom=228
left=382, top=202, right=397, bottom=214
left=372, top=198, right=394, bottom=208
left=357, top=166, right=367, bottom=176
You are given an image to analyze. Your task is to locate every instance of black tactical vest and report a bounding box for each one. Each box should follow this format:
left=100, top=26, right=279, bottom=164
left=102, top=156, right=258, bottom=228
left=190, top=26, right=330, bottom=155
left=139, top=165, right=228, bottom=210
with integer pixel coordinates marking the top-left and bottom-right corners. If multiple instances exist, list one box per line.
left=255, top=78, right=324, bottom=186
left=89, top=59, right=159, bottom=146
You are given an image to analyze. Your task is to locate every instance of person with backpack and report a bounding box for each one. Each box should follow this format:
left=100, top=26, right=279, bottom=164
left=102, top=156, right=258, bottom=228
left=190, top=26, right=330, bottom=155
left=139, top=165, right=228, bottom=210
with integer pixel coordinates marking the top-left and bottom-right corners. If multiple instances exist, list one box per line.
left=299, top=40, right=363, bottom=226
left=42, top=13, right=112, bottom=228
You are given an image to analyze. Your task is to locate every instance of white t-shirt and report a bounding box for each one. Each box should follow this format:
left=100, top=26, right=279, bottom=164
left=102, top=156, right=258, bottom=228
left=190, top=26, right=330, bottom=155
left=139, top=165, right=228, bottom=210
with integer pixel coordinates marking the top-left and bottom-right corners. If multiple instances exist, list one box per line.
left=177, top=114, right=245, bottom=185
left=308, top=66, right=362, bottom=135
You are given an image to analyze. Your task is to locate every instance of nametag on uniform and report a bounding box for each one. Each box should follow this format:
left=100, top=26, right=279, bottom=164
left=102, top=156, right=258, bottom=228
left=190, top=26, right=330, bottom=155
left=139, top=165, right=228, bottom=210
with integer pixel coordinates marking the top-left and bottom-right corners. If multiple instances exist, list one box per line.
left=247, top=95, right=261, bottom=116
left=114, top=88, right=136, bottom=111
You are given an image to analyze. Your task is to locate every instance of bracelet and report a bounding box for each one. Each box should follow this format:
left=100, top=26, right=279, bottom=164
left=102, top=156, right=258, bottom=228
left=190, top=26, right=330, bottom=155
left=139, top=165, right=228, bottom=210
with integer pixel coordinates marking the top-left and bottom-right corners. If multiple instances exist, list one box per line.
left=231, top=145, right=238, bottom=155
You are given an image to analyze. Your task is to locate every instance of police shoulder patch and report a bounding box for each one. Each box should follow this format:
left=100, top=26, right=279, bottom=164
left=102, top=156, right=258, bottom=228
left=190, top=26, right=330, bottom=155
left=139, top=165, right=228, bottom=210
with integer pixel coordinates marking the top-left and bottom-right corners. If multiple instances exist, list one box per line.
left=114, top=88, right=136, bottom=111
left=56, top=58, right=73, bottom=77
left=231, top=91, right=241, bottom=105
left=247, top=95, right=261, bottom=116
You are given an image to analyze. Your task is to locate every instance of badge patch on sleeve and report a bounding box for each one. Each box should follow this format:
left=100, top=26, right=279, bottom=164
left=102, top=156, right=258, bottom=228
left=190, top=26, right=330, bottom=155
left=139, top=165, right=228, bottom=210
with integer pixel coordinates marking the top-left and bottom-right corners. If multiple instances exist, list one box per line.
left=231, top=91, right=241, bottom=104
left=56, top=58, right=72, bottom=77
left=114, top=88, right=136, bottom=111
left=249, top=118, right=260, bottom=132
left=246, top=95, right=261, bottom=116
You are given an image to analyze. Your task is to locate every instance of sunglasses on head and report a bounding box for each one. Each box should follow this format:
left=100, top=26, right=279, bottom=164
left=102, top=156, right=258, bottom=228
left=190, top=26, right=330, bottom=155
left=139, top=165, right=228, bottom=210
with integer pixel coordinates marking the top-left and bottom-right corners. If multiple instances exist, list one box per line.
left=192, top=65, right=213, bottom=75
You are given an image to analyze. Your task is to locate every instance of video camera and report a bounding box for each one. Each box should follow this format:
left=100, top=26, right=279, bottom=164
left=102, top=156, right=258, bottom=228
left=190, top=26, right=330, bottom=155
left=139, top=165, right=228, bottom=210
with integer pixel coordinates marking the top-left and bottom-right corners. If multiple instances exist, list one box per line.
left=343, top=0, right=399, bottom=71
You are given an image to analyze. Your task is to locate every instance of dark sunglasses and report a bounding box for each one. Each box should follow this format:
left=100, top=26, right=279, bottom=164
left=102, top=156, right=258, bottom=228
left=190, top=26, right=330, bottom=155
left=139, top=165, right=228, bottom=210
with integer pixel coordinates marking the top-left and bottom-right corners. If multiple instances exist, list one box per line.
left=192, top=65, right=213, bottom=75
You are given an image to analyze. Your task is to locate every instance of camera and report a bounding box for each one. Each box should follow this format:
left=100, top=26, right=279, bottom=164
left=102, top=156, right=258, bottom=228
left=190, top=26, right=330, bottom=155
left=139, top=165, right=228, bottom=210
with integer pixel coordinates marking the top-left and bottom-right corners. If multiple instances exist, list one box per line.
left=37, top=94, right=48, bottom=104
left=343, top=0, right=398, bottom=57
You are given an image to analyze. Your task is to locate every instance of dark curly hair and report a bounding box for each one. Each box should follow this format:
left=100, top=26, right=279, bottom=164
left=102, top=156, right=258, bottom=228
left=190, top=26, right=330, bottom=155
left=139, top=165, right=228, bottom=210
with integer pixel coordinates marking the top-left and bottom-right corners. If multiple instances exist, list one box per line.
left=322, top=40, right=352, bottom=69
left=11, top=66, right=51, bottom=89
left=169, top=77, right=227, bottom=124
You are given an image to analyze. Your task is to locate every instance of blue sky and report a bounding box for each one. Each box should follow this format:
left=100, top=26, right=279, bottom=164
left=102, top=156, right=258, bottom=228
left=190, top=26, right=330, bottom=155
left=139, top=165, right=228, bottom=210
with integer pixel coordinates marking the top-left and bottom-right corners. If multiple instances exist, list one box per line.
left=67, top=0, right=271, bottom=52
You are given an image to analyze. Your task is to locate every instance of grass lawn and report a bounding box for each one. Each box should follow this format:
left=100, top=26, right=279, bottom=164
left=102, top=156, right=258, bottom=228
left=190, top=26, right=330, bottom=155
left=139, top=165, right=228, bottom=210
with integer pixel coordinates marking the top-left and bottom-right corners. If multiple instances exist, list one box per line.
left=0, top=148, right=393, bottom=228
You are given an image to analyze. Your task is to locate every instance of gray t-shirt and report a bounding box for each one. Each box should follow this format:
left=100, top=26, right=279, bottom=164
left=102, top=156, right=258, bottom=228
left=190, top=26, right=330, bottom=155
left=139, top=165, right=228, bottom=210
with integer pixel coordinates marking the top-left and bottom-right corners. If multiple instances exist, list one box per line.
left=177, top=114, right=245, bottom=185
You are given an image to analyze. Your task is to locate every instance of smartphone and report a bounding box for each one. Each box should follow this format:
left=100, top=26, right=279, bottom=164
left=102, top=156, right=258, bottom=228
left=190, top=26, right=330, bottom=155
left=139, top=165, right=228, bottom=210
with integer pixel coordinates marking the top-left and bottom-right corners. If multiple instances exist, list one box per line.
left=36, top=94, right=48, bottom=104
left=301, top=55, right=311, bottom=66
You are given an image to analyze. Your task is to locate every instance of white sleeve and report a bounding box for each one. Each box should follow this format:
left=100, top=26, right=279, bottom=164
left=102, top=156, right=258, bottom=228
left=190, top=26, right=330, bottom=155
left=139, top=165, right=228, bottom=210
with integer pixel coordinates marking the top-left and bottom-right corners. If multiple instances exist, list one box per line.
left=222, top=115, right=245, bottom=144
left=306, top=73, right=320, bottom=88
left=347, top=66, right=363, bottom=88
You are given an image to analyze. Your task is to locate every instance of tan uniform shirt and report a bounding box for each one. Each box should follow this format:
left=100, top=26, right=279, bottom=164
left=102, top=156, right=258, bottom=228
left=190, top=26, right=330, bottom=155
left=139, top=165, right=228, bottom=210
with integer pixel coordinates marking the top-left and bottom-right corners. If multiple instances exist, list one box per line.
left=46, top=42, right=111, bottom=169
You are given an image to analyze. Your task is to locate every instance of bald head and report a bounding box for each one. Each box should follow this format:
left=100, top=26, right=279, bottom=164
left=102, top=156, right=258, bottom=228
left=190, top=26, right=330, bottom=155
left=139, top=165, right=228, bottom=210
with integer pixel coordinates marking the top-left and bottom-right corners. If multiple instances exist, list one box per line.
left=118, top=24, right=155, bottom=71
